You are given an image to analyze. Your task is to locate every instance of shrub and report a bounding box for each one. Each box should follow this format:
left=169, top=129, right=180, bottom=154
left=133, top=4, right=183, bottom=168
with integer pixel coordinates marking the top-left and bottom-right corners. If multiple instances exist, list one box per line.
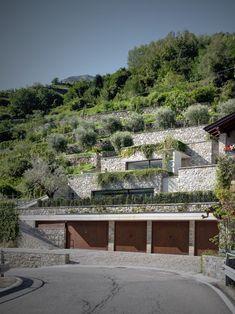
left=124, top=113, right=145, bottom=132
left=0, top=183, right=21, bottom=198
left=184, top=104, right=209, bottom=126
left=0, top=201, right=19, bottom=244
left=48, top=133, right=67, bottom=152
left=155, top=107, right=176, bottom=129
left=76, top=127, right=97, bottom=150
left=110, top=131, right=133, bottom=152
left=191, top=86, right=215, bottom=103
left=101, top=116, right=123, bottom=135
left=217, top=99, right=235, bottom=118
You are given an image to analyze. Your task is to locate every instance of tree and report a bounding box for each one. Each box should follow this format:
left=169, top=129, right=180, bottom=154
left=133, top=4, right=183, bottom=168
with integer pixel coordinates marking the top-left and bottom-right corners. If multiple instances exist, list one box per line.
left=24, top=158, right=67, bottom=199
left=101, top=116, right=123, bottom=135
left=125, top=113, right=145, bottom=132
left=110, top=131, right=133, bottom=152
left=48, top=134, right=67, bottom=152
left=184, top=104, right=209, bottom=126
left=156, top=107, right=176, bottom=129
left=218, top=99, right=235, bottom=118
left=207, top=156, right=235, bottom=252
left=75, top=127, right=97, bottom=150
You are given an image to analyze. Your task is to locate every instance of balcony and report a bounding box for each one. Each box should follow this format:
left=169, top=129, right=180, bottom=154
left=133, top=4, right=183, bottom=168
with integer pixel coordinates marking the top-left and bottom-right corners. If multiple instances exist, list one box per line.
left=224, top=144, right=235, bottom=155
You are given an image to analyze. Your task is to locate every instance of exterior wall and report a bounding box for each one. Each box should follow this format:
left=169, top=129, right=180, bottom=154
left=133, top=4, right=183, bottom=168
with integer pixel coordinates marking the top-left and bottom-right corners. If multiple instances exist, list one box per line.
left=132, top=126, right=208, bottom=146
left=68, top=173, right=164, bottom=198
left=69, top=174, right=97, bottom=198
left=177, top=165, right=216, bottom=192
left=186, top=141, right=213, bottom=166
left=219, top=133, right=227, bottom=155
left=101, top=151, right=162, bottom=172
left=202, top=255, right=225, bottom=282
left=2, top=248, right=69, bottom=268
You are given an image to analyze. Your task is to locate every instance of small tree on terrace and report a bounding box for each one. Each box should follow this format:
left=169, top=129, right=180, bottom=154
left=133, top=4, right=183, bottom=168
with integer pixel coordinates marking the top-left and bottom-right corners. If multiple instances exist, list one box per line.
left=156, top=107, right=176, bottom=129
left=184, top=104, right=209, bottom=126
left=24, top=158, right=67, bottom=199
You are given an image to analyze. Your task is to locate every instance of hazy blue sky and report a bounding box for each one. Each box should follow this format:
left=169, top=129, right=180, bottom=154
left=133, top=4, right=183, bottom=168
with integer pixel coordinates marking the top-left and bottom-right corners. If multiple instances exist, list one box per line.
left=0, top=0, right=234, bottom=90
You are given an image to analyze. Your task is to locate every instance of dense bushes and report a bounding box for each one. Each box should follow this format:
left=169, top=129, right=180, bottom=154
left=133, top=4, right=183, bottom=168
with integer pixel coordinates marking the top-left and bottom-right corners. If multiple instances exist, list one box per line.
left=124, top=113, right=145, bottom=132
left=0, top=201, right=19, bottom=245
left=217, top=99, right=235, bottom=118
left=101, top=116, right=123, bottom=135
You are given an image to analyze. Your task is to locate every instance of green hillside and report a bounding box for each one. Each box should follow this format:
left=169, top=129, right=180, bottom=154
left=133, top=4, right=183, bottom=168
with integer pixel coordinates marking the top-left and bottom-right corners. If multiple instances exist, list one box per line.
left=0, top=31, right=235, bottom=199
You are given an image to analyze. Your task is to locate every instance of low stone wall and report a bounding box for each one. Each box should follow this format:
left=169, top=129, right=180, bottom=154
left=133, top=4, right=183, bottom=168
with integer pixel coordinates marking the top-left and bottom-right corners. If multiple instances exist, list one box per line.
left=18, top=202, right=214, bottom=215
left=177, top=165, right=216, bottom=192
left=1, top=248, right=69, bottom=268
left=202, top=255, right=225, bottom=282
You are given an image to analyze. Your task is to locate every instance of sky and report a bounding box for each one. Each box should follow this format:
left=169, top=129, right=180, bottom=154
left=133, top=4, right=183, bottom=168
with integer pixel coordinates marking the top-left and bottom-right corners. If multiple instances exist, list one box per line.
left=0, top=0, right=234, bottom=90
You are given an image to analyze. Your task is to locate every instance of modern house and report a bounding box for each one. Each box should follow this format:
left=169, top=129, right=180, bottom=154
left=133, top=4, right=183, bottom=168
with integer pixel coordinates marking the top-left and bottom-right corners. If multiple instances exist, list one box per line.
left=18, top=112, right=235, bottom=256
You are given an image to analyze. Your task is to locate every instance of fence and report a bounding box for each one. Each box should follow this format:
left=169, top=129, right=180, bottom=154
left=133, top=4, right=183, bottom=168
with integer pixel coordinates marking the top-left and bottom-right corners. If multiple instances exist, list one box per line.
left=225, top=252, right=235, bottom=286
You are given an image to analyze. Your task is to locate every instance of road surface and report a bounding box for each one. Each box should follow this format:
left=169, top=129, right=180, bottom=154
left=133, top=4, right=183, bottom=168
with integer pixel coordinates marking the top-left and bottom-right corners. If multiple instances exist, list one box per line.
left=0, top=265, right=233, bottom=314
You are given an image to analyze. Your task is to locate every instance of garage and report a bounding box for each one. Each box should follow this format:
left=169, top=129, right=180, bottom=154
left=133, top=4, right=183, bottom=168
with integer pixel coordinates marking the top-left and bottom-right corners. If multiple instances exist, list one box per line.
left=195, top=221, right=219, bottom=256
left=115, top=221, right=147, bottom=252
left=152, top=221, right=189, bottom=255
left=67, top=221, right=108, bottom=250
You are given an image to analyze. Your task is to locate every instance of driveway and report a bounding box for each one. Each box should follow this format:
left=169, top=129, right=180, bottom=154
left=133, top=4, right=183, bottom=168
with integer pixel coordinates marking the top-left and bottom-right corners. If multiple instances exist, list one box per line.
left=0, top=265, right=233, bottom=314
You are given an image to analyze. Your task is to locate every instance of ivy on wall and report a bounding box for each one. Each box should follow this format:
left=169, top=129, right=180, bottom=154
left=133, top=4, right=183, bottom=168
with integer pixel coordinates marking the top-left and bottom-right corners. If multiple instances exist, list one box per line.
left=0, top=200, right=19, bottom=245
left=97, top=168, right=170, bottom=187
left=120, top=136, right=187, bottom=159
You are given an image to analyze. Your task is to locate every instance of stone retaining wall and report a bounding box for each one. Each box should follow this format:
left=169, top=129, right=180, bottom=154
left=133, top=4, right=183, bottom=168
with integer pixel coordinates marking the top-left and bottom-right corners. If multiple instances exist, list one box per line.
left=177, top=165, right=216, bottom=192
left=18, top=202, right=214, bottom=215
left=202, top=255, right=225, bottom=282
left=68, top=172, right=165, bottom=198
left=1, top=248, right=69, bottom=268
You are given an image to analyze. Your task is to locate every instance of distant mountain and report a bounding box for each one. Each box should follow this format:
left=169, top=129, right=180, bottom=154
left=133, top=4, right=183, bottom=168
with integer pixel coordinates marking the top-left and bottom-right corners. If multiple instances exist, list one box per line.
left=62, top=75, right=95, bottom=83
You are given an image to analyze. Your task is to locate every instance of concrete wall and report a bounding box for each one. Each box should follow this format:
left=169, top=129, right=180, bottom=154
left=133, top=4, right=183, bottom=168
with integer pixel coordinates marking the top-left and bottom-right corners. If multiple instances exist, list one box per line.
left=2, top=248, right=69, bottom=268
left=202, top=255, right=225, bottom=282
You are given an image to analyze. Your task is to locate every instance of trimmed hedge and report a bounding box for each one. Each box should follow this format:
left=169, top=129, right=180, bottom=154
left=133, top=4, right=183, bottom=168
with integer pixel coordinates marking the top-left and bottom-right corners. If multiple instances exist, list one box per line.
left=37, top=190, right=217, bottom=207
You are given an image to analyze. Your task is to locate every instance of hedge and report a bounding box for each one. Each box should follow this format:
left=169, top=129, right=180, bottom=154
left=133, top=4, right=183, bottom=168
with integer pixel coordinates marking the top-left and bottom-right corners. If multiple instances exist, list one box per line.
left=37, top=190, right=217, bottom=207
left=0, top=200, right=19, bottom=244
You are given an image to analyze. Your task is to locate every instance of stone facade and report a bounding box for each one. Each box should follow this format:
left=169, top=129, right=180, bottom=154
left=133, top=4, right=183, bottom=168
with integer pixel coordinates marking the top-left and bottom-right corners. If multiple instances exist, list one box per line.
left=132, top=126, right=208, bottom=145
left=69, top=172, right=165, bottom=198
left=18, top=203, right=214, bottom=216
left=177, top=165, right=216, bottom=192
left=2, top=248, right=69, bottom=268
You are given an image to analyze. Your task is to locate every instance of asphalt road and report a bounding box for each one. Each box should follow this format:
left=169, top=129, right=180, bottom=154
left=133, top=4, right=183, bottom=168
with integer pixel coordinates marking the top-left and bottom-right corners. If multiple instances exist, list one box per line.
left=0, top=266, right=233, bottom=314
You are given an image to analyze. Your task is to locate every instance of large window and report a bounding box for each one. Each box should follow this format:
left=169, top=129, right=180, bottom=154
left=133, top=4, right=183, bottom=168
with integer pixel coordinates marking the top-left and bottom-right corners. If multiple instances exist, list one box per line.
left=126, top=159, right=162, bottom=170
left=92, top=188, right=154, bottom=198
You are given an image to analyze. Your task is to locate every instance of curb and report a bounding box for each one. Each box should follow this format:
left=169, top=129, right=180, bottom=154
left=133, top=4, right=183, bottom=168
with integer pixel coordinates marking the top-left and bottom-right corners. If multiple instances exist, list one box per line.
left=0, top=277, right=23, bottom=293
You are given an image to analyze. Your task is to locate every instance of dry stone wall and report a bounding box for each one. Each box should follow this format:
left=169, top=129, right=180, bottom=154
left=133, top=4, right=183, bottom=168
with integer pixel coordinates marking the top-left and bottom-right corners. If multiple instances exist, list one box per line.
left=19, top=203, right=214, bottom=216
left=177, top=165, right=216, bottom=192
left=2, top=248, right=69, bottom=268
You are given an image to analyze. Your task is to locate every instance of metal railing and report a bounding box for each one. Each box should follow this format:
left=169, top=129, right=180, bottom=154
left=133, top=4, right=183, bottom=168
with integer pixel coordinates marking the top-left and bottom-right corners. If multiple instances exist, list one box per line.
left=225, top=252, right=235, bottom=286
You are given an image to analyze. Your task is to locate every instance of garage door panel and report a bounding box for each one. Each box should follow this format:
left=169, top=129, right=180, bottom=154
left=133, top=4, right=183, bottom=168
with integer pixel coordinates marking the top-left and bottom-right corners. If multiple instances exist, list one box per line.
left=152, top=221, right=189, bottom=255
left=195, top=221, right=218, bottom=256
left=67, top=221, right=108, bottom=250
left=115, top=221, right=146, bottom=252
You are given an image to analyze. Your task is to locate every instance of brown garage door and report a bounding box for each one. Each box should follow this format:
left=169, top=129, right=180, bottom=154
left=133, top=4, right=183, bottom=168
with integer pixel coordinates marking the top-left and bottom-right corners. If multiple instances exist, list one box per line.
left=115, top=221, right=147, bottom=253
left=152, top=221, right=189, bottom=255
left=67, top=221, right=108, bottom=250
left=195, top=221, right=218, bottom=256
